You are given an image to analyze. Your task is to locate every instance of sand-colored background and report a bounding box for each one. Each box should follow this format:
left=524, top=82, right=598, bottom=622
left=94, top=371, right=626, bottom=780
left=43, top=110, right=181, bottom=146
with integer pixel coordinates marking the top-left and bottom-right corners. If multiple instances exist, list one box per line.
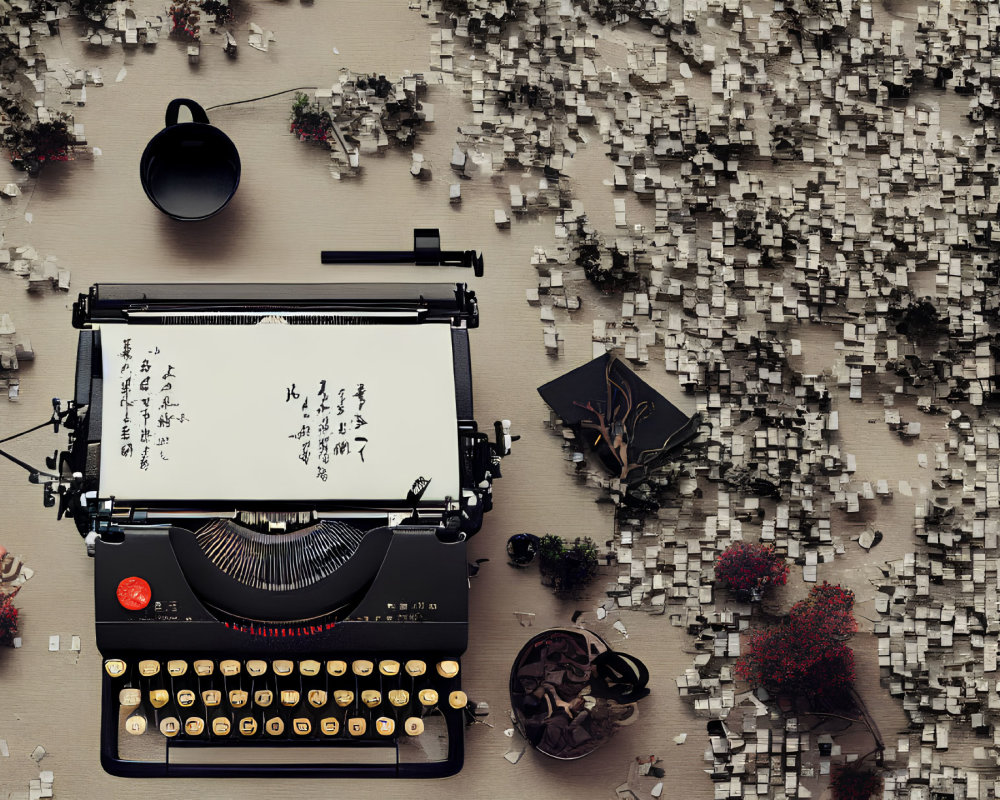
left=0, top=1, right=941, bottom=797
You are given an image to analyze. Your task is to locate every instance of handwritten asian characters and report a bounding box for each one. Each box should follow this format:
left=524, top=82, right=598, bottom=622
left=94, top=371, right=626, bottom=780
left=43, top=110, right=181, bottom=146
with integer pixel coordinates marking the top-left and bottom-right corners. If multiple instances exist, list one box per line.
left=117, top=338, right=188, bottom=470
left=285, top=380, right=370, bottom=481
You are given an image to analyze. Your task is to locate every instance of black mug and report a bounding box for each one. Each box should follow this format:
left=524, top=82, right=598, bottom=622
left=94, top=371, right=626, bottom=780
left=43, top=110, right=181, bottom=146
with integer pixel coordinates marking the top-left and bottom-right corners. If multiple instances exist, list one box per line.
left=140, top=98, right=241, bottom=221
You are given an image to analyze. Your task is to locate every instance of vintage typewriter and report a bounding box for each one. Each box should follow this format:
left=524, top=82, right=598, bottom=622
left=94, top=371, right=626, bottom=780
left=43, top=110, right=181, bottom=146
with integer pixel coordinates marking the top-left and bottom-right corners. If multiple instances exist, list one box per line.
left=45, top=236, right=512, bottom=778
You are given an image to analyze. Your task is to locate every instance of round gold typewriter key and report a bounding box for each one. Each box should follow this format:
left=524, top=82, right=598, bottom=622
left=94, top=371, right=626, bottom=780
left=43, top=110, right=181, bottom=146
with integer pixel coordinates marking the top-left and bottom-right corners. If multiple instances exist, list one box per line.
left=379, top=660, right=401, bottom=677
left=211, top=717, right=232, bottom=736
left=292, top=718, right=312, bottom=736
left=326, top=660, right=347, bottom=677
left=299, top=659, right=321, bottom=676
left=229, top=689, right=248, bottom=708
left=404, top=660, right=426, bottom=677
left=334, top=690, right=354, bottom=707
left=246, top=660, right=268, bottom=677
left=119, top=688, right=141, bottom=707
left=307, top=690, right=328, bottom=708
left=361, top=690, right=382, bottom=708
left=272, top=660, right=294, bottom=676
left=159, top=717, right=180, bottom=737
left=388, top=689, right=410, bottom=707
left=177, top=689, right=196, bottom=708
left=436, top=660, right=460, bottom=679
left=418, top=689, right=439, bottom=707
left=219, top=659, right=240, bottom=677
left=193, top=660, right=214, bottom=677
left=202, top=689, right=222, bottom=707
left=375, top=717, right=395, bottom=737
left=138, top=659, right=160, bottom=677
left=124, top=711, right=147, bottom=735
left=320, top=717, right=339, bottom=736
left=280, top=690, right=300, bottom=707
left=265, top=717, right=284, bottom=736
left=166, top=660, right=187, bottom=677
left=404, top=717, right=424, bottom=736
left=347, top=718, right=366, bottom=736
left=149, top=689, right=170, bottom=709
left=253, top=689, right=273, bottom=708
left=238, top=717, right=257, bottom=737
left=184, top=717, right=205, bottom=736
left=448, top=690, right=468, bottom=710
left=352, top=659, right=374, bottom=677
left=104, top=659, right=127, bottom=678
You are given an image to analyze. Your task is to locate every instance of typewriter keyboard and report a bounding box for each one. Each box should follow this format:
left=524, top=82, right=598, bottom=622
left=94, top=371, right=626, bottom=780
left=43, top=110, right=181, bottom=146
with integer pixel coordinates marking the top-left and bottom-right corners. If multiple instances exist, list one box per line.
left=102, top=656, right=467, bottom=776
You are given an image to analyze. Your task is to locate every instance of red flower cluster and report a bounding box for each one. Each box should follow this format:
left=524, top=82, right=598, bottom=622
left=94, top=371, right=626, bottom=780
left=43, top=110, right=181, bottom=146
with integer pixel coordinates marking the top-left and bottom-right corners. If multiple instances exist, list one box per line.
left=714, top=541, right=788, bottom=601
left=0, top=594, right=19, bottom=647
left=289, top=93, right=333, bottom=146
left=735, top=582, right=857, bottom=699
left=168, top=1, right=200, bottom=38
left=289, top=122, right=329, bottom=143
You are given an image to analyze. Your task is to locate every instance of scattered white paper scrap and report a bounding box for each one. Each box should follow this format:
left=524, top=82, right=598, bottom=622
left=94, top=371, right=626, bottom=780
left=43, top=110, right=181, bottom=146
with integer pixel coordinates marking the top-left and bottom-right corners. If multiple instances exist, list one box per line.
left=48, top=635, right=59, bottom=652
left=24, top=213, right=32, bottom=224
left=652, top=783, right=663, bottom=798
left=30, top=745, right=46, bottom=762
left=674, top=733, right=687, bottom=744
left=332, top=46, right=339, bottom=54
left=115, top=67, right=126, bottom=82
left=70, top=636, right=81, bottom=652
left=513, top=611, right=535, bottom=627
left=679, top=63, right=692, bottom=78
left=92, top=147, right=102, bottom=156
left=612, top=620, right=628, bottom=638
left=596, top=606, right=607, bottom=620
left=13, top=637, right=22, bottom=648
left=503, top=746, right=525, bottom=764
left=503, top=728, right=514, bottom=738
left=0, top=739, right=8, bottom=757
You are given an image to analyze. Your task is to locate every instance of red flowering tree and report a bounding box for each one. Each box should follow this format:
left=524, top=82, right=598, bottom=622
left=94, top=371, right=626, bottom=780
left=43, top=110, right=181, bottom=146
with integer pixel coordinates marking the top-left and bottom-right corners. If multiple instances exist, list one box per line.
left=714, top=541, right=788, bottom=602
left=0, top=593, right=19, bottom=647
left=736, top=582, right=857, bottom=701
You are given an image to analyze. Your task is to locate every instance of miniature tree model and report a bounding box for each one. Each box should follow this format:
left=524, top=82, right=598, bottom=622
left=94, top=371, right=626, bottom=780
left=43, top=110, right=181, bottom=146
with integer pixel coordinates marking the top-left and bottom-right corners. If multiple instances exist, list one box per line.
left=829, top=764, right=882, bottom=800
left=537, top=535, right=600, bottom=594
left=714, top=541, right=789, bottom=602
left=289, top=93, right=333, bottom=143
left=1, top=99, right=75, bottom=173
left=736, top=582, right=857, bottom=700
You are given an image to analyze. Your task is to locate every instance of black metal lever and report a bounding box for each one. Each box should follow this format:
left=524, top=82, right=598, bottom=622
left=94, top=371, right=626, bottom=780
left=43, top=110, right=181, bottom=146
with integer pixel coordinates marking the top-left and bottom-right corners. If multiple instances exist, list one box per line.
left=321, top=228, right=484, bottom=277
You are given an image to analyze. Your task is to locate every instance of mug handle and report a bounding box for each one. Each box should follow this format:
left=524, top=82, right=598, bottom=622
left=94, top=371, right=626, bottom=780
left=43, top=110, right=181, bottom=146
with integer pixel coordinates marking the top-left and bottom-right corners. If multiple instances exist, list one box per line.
left=165, top=98, right=209, bottom=126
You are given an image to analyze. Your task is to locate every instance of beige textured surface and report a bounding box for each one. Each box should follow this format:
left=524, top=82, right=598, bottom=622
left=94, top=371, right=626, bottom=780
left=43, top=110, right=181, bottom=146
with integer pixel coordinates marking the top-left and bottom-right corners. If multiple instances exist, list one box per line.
left=0, top=3, right=711, bottom=797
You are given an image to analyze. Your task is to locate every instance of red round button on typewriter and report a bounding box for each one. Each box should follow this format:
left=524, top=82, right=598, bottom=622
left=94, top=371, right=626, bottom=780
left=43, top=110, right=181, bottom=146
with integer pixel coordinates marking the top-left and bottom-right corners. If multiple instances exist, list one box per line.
left=117, top=576, right=151, bottom=611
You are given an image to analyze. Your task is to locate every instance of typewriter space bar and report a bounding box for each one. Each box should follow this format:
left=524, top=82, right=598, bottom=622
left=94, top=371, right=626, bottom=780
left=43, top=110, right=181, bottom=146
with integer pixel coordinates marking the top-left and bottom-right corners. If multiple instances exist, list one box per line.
left=169, top=743, right=397, bottom=766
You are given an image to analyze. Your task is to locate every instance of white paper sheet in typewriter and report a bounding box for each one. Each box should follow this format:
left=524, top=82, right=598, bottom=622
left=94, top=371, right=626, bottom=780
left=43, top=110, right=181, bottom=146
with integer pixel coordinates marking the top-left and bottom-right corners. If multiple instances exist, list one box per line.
left=98, top=324, right=459, bottom=503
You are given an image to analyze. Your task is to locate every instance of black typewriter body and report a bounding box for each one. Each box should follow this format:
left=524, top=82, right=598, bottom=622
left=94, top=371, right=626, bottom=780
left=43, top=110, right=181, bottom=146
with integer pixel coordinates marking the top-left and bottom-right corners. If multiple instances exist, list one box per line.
left=56, top=281, right=507, bottom=778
